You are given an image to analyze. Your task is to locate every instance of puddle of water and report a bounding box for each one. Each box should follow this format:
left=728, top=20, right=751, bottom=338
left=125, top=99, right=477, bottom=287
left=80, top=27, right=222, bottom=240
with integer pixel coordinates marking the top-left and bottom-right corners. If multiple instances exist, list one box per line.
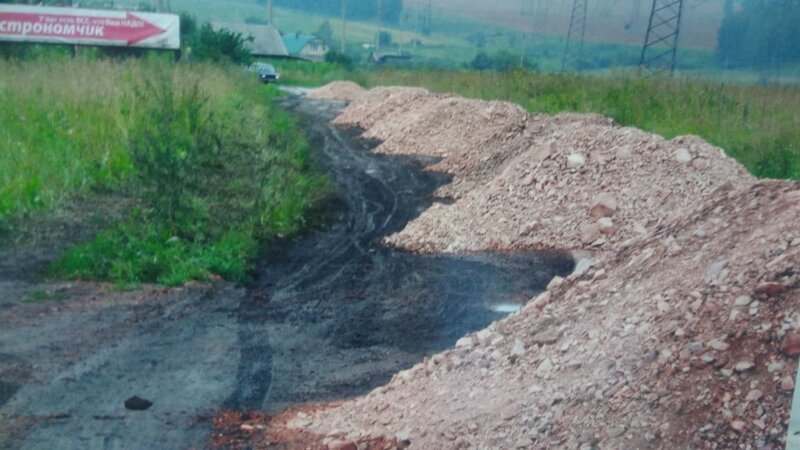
left=489, top=303, right=523, bottom=313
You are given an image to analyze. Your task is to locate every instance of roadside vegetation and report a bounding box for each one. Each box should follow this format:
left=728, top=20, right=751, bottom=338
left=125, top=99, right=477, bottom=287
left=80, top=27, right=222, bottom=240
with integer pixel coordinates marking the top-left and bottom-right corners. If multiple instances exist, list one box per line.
left=0, top=58, right=330, bottom=286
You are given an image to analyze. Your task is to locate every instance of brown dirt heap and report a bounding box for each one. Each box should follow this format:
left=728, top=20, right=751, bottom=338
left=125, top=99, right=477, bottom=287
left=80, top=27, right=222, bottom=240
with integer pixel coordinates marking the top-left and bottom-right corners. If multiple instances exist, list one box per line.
left=298, top=180, right=800, bottom=449
left=307, top=81, right=367, bottom=103
left=251, top=87, right=798, bottom=449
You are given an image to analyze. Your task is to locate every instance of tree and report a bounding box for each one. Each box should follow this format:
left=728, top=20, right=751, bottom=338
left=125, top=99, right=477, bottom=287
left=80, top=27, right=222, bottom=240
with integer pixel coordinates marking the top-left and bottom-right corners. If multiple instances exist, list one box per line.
left=316, top=20, right=334, bottom=44
left=189, top=23, right=253, bottom=65
left=377, top=31, right=392, bottom=47
left=717, top=1, right=800, bottom=69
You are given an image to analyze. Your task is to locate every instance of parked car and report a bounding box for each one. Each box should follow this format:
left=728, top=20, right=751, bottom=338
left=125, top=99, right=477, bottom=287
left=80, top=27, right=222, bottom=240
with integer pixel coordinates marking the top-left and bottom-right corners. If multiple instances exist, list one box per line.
left=247, top=62, right=279, bottom=84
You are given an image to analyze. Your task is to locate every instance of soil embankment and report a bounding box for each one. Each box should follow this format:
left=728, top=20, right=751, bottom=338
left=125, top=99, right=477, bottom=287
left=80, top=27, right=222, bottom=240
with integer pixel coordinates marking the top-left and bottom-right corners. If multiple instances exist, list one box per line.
left=246, top=84, right=798, bottom=449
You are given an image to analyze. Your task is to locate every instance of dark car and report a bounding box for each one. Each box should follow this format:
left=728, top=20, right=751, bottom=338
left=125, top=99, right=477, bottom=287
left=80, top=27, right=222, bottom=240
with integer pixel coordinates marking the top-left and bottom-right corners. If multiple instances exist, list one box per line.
left=249, top=62, right=279, bottom=84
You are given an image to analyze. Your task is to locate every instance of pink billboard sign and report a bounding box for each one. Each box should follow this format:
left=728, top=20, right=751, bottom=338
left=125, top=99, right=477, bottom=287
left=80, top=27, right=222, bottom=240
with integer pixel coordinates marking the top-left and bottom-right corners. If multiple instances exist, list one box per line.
left=0, top=5, right=180, bottom=49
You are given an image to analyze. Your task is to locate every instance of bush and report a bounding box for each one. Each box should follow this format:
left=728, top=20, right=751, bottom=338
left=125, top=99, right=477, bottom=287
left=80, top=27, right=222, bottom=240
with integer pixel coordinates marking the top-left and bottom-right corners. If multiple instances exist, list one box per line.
left=470, top=51, right=526, bottom=72
left=324, top=51, right=355, bottom=70
left=17, top=61, right=333, bottom=285
left=187, top=22, right=253, bottom=65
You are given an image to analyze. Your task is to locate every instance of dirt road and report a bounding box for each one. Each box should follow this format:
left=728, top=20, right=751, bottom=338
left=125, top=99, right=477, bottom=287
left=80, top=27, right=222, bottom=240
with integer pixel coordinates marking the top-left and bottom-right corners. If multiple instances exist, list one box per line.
left=0, top=96, right=572, bottom=449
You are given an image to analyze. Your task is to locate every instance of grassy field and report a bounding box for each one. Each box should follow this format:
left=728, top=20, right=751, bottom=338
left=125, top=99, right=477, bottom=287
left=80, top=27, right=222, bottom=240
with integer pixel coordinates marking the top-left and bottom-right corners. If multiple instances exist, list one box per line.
left=1, top=57, right=330, bottom=285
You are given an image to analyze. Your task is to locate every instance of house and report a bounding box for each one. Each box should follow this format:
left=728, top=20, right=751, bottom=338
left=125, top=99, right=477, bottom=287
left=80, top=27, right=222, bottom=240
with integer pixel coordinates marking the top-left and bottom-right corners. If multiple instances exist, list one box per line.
left=282, top=33, right=329, bottom=61
left=211, top=23, right=288, bottom=57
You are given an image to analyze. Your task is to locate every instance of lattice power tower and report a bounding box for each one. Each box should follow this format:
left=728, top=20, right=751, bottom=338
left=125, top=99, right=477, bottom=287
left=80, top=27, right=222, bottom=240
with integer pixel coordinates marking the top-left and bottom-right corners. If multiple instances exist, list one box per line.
left=561, top=0, right=588, bottom=72
left=639, top=0, right=685, bottom=76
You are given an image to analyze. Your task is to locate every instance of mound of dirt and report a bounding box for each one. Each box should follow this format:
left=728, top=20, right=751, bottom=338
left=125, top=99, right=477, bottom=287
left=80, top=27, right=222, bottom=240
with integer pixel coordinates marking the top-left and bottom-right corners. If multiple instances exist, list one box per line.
left=247, top=86, right=797, bottom=450
left=287, top=180, right=800, bottom=449
left=384, top=119, right=753, bottom=254
left=307, top=81, right=366, bottom=102
left=332, top=86, right=445, bottom=131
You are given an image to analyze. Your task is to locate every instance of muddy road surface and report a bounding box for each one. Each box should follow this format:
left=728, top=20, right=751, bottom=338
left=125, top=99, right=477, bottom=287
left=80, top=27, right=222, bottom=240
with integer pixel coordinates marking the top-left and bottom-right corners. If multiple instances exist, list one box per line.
left=0, top=96, right=573, bottom=449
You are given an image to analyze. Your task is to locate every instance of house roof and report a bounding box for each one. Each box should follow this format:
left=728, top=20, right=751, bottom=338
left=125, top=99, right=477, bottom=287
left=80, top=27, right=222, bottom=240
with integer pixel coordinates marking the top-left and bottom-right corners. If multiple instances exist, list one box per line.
left=282, top=34, right=322, bottom=55
left=211, top=23, right=288, bottom=57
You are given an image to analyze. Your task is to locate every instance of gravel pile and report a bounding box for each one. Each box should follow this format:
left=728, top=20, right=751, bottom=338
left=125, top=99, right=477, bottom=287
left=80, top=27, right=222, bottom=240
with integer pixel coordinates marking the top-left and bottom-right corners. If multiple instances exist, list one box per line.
left=244, top=87, right=797, bottom=449
left=332, top=86, right=441, bottom=131
left=307, top=81, right=367, bottom=102
left=295, top=180, right=800, bottom=449
left=384, top=115, right=753, bottom=253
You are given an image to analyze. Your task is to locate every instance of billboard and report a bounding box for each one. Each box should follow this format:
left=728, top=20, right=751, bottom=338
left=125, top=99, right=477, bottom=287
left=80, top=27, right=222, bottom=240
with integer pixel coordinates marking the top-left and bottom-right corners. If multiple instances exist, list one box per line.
left=0, top=5, right=180, bottom=50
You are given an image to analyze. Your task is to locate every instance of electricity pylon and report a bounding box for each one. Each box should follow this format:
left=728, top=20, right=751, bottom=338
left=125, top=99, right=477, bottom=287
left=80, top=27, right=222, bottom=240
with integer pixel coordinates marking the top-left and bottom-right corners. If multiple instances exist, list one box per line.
left=639, top=0, right=685, bottom=76
left=561, top=0, right=588, bottom=72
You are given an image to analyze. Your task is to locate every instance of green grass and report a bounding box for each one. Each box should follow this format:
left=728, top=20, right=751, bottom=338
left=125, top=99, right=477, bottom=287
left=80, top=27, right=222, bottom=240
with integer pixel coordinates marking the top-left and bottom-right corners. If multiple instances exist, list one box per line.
left=1, top=57, right=330, bottom=286
left=0, top=58, right=136, bottom=223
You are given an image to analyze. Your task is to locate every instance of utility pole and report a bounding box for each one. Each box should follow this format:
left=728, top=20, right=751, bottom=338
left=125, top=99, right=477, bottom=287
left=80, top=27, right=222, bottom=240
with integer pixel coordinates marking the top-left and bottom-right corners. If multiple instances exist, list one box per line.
left=425, top=0, right=432, bottom=35
left=70, top=0, right=77, bottom=57
left=414, top=10, right=418, bottom=49
left=268, top=0, right=274, bottom=26
left=561, top=0, right=588, bottom=72
left=375, top=0, right=382, bottom=52
left=341, top=0, right=347, bottom=53
left=639, top=0, right=685, bottom=76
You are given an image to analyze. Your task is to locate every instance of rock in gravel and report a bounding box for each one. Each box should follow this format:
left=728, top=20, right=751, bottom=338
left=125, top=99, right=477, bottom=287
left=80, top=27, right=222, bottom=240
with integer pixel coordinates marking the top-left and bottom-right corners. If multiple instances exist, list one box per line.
left=780, top=332, right=800, bottom=357
left=730, top=420, right=746, bottom=432
left=705, top=260, right=728, bottom=284
left=708, top=339, right=730, bottom=351
left=580, top=223, right=602, bottom=245
left=536, top=358, right=554, bottom=376
left=597, top=217, right=615, bottom=234
left=456, top=336, right=475, bottom=349
left=529, top=291, right=552, bottom=310
left=755, top=282, right=785, bottom=298
left=567, top=153, right=586, bottom=168
left=589, top=193, right=618, bottom=218
left=124, top=396, right=153, bottom=411
left=547, top=276, right=565, bottom=291
left=572, top=259, right=594, bottom=277
left=733, top=360, right=755, bottom=372
left=674, top=148, right=692, bottom=165
left=606, top=426, right=626, bottom=438
left=532, top=330, right=560, bottom=345
left=511, top=339, right=526, bottom=357
left=745, top=389, right=763, bottom=402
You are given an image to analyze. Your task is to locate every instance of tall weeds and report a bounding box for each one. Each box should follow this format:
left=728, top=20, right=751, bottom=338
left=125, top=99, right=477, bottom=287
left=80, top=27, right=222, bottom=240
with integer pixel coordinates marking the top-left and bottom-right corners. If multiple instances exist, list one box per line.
left=1, top=58, right=330, bottom=285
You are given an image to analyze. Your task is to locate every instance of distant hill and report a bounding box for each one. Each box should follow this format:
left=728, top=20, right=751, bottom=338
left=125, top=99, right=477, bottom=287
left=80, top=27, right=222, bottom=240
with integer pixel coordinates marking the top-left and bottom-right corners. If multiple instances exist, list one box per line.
left=404, top=0, right=725, bottom=50
left=268, top=0, right=404, bottom=24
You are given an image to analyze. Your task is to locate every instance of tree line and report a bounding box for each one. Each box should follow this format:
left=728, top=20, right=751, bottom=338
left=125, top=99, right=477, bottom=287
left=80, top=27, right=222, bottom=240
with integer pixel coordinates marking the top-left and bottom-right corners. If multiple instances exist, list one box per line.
left=717, top=0, right=800, bottom=68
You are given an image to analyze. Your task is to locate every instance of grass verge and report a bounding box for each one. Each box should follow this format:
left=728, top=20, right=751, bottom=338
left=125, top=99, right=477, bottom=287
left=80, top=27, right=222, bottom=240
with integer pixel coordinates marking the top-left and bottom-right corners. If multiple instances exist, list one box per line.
left=1, top=58, right=330, bottom=286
